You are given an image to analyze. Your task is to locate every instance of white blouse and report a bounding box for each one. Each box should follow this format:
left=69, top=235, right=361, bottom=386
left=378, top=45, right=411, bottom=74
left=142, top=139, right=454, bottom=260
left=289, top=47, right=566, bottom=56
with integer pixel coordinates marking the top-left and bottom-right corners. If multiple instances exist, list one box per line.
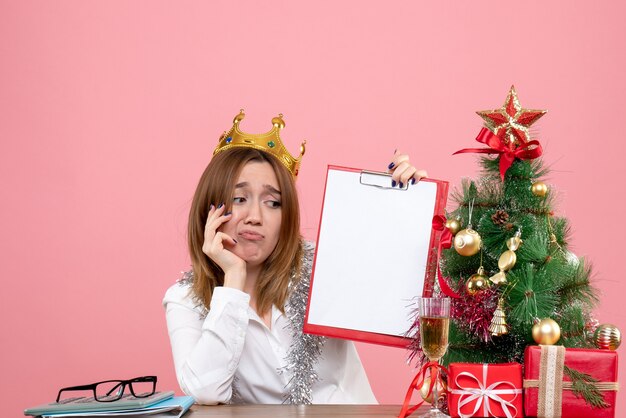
left=163, top=283, right=377, bottom=405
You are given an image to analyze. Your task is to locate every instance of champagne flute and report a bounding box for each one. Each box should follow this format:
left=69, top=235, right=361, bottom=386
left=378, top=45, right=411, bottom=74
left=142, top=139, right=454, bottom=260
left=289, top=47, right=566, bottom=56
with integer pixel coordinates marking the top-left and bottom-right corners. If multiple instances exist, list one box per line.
left=418, top=297, right=451, bottom=418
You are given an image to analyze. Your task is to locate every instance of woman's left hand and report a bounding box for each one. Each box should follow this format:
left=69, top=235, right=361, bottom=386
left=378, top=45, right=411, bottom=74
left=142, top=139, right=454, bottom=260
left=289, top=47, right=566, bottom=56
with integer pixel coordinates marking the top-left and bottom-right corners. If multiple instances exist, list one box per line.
left=387, top=150, right=428, bottom=187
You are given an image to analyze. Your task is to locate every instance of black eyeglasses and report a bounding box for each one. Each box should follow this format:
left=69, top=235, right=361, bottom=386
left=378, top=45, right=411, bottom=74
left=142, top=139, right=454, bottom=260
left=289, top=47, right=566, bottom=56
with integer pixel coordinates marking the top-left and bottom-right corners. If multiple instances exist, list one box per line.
left=56, top=376, right=157, bottom=403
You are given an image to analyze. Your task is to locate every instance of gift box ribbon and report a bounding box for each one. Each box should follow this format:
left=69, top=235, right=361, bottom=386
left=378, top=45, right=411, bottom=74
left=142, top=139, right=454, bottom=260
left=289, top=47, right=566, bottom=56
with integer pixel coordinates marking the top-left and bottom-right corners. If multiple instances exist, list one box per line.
left=523, top=345, right=620, bottom=418
left=450, top=363, right=522, bottom=418
left=537, top=344, right=566, bottom=418
left=524, top=380, right=619, bottom=391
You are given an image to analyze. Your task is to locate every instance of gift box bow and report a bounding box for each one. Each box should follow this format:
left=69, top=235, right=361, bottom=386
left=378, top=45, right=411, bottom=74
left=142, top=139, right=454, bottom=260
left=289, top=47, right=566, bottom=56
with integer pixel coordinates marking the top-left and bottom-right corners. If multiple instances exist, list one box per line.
left=450, top=363, right=522, bottom=418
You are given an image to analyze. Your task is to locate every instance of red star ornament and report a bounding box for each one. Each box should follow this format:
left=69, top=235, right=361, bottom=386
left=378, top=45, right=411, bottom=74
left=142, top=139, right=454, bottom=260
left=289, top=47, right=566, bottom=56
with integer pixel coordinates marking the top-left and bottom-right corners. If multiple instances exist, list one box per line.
left=476, top=86, right=547, bottom=146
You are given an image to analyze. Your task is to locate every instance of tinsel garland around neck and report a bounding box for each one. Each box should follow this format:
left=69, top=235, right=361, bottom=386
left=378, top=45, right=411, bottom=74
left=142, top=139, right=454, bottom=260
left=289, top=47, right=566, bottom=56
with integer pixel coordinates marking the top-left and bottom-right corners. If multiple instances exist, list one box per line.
left=177, top=240, right=326, bottom=405
left=281, top=241, right=326, bottom=405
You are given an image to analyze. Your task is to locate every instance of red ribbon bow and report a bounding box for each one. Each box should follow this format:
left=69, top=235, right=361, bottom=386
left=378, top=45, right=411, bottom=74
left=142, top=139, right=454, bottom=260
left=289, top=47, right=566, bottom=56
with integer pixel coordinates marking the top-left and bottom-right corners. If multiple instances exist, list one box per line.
left=432, top=215, right=460, bottom=299
left=432, top=215, right=453, bottom=249
left=453, top=127, right=543, bottom=180
left=398, top=361, right=450, bottom=418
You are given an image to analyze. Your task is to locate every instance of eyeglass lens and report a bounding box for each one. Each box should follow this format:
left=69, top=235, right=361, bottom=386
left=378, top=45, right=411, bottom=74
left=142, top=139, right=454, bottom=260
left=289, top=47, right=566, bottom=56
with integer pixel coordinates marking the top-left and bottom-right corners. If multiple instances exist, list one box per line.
left=95, top=381, right=126, bottom=401
left=129, top=378, right=156, bottom=397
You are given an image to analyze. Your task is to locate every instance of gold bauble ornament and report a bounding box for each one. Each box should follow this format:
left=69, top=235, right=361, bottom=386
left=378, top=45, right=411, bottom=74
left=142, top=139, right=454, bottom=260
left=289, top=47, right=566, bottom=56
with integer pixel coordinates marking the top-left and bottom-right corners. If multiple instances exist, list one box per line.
left=466, top=267, right=490, bottom=295
left=445, top=218, right=461, bottom=235
left=531, top=181, right=548, bottom=197
left=532, top=318, right=561, bottom=345
left=594, top=324, right=621, bottom=350
left=419, top=376, right=447, bottom=404
left=453, top=228, right=482, bottom=256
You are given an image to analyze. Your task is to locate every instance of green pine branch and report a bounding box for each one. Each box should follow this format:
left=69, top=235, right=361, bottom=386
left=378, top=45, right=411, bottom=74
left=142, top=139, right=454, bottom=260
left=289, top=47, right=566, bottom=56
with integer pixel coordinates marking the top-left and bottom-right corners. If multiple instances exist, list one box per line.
left=557, top=304, right=595, bottom=348
left=442, top=322, right=510, bottom=365
left=516, top=233, right=549, bottom=264
left=480, top=155, right=549, bottom=180
left=556, top=258, right=599, bottom=309
left=507, top=264, right=559, bottom=326
left=564, top=365, right=610, bottom=409
left=551, top=217, right=572, bottom=247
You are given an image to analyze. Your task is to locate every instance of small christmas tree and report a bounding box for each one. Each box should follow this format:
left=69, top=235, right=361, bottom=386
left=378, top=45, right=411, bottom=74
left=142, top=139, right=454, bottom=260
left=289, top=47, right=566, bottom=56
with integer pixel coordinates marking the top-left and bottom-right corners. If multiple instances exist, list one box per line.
left=426, top=86, right=599, bottom=365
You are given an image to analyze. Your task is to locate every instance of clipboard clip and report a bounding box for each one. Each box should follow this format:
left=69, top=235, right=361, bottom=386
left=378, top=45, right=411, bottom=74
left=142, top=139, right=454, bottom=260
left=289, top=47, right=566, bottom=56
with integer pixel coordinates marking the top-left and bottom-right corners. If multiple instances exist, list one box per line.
left=359, top=170, right=408, bottom=190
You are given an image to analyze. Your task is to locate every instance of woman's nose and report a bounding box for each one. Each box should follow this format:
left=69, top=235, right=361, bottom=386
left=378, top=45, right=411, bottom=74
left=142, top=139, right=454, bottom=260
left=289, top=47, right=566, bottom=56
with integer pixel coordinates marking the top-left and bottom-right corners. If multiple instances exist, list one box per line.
left=244, top=200, right=262, bottom=225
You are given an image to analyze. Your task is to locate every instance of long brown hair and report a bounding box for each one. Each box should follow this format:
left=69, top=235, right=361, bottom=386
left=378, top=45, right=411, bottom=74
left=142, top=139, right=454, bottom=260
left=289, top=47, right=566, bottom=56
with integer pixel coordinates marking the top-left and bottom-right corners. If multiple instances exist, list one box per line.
left=188, top=147, right=303, bottom=314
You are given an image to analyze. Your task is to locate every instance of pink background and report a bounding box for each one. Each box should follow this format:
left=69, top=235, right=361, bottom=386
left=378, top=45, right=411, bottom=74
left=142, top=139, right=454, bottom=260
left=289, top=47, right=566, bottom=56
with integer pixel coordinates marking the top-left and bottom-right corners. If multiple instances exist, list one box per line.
left=2, top=1, right=625, bottom=416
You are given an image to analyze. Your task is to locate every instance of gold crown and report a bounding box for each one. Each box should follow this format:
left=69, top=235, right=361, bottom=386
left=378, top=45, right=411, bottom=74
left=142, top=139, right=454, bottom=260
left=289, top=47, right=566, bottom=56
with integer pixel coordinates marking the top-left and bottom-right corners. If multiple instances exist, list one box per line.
left=214, top=110, right=306, bottom=177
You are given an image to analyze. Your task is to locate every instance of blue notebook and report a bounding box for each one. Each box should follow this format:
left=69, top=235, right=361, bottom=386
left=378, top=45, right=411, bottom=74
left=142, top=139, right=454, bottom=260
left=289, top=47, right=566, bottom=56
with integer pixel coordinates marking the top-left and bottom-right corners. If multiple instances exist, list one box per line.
left=24, top=391, right=176, bottom=416
left=37, top=396, right=194, bottom=418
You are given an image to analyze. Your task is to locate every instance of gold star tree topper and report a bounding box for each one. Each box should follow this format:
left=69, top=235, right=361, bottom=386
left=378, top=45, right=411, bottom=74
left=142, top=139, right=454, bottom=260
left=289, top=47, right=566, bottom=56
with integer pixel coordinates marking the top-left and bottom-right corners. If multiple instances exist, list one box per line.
left=476, top=86, right=547, bottom=146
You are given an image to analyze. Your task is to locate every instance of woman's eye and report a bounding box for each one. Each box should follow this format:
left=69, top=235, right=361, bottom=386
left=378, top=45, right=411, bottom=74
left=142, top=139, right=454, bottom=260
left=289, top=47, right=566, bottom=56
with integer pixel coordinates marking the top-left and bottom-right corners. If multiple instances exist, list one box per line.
left=233, top=197, right=246, bottom=204
left=267, top=200, right=282, bottom=208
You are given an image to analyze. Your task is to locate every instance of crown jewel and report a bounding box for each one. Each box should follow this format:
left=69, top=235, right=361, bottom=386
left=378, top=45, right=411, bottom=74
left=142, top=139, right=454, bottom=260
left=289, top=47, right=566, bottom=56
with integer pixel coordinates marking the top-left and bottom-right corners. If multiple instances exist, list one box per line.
left=213, top=110, right=306, bottom=177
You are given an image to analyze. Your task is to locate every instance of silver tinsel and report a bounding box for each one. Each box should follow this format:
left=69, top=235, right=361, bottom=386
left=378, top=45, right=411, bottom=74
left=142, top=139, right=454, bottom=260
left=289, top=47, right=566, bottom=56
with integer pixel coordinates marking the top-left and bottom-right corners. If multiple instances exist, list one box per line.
left=179, top=270, right=194, bottom=285
left=281, top=241, right=326, bottom=405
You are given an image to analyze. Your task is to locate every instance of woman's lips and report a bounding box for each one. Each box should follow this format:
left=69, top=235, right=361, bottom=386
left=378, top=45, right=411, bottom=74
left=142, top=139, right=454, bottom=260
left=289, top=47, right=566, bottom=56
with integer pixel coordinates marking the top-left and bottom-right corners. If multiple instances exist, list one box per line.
left=239, top=231, right=264, bottom=241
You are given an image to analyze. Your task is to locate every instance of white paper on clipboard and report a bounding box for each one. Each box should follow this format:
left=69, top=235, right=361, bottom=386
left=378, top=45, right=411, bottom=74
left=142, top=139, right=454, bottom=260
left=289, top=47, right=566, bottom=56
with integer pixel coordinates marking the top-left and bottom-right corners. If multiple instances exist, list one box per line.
left=305, top=166, right=447, bottom=344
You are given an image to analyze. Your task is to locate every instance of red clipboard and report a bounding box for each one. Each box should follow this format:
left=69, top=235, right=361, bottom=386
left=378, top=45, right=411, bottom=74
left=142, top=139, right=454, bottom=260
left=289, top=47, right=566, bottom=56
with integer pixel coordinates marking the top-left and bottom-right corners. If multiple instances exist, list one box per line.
left=303, top=166, right=448, bottom=348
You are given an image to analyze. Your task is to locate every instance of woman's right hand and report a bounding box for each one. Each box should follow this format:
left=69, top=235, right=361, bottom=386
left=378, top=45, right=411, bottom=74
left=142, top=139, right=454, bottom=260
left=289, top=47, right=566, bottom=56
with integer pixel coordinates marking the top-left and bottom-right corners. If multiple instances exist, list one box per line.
left=202, top=204, right=246, bottom=290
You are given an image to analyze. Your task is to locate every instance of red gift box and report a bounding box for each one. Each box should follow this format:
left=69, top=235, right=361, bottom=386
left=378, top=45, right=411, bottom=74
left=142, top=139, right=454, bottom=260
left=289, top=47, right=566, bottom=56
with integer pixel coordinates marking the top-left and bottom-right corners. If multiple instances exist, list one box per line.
left=448, top=362, right=523, bottom=418
left=524, top=345, right=619, bottom=418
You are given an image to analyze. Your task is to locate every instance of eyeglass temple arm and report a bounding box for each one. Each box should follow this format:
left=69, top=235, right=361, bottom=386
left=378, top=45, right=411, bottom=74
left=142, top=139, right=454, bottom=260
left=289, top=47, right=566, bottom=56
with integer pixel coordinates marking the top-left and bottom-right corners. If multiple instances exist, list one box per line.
left=56, top=384, right=97, bottom=402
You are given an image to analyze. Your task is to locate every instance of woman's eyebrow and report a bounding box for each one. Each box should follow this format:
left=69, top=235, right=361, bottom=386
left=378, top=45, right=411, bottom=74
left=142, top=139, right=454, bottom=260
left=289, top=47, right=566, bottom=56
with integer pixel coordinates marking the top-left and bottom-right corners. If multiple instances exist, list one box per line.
left=264, top=185, right=281, bottom=195
left=234, top=182, right=281, bottom=195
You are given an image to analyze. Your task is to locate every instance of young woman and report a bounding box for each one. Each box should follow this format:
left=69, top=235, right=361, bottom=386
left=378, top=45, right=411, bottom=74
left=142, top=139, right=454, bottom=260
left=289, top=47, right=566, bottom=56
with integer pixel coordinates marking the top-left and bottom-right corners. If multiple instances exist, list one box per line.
left=163, top=111, right=427, bottom=405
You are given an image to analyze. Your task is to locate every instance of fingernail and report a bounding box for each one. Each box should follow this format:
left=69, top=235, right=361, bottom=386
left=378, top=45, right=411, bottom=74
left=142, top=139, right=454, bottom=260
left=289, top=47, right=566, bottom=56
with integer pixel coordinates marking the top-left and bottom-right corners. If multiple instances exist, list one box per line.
left=411, top=178, right=416, bottom=185
left=217, top=203, right=224, bottom=209
left=225, top=211, right=232, bottom=216
left=209, top=204, right=214, bottom=210
left=391, top=180, right=397, bottom=187
left=388, top=162, right=395, bottom=169
left=399, top=181, right=404, bottom=188
left=233, top=239, right=238, bottom=243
